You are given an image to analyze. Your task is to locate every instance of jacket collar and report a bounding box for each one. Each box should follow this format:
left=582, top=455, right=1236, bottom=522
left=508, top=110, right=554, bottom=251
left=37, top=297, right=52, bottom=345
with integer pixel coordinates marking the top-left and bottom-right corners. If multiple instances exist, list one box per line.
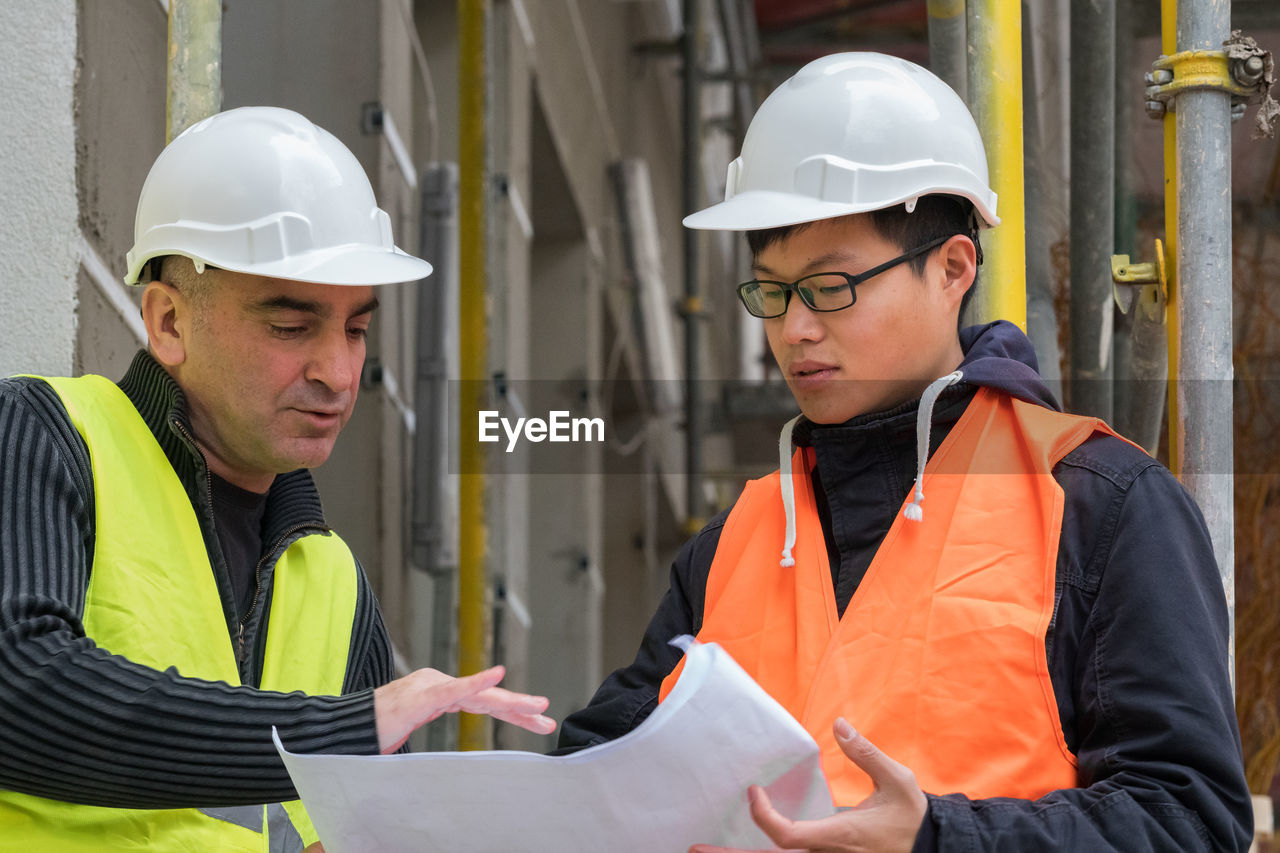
left=790, top=320, right=1051, bottom=450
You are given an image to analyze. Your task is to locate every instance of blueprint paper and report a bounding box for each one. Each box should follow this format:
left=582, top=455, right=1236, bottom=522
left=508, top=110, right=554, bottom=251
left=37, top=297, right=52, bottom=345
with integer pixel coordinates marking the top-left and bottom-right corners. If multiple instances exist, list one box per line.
left=274, top=641, right=835, bottom=852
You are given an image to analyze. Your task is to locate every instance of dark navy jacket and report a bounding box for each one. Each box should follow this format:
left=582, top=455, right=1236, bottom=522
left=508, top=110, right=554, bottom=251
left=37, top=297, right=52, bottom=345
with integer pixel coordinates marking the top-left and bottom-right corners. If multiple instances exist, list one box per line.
left=559, top=321, right=1252, bottom=852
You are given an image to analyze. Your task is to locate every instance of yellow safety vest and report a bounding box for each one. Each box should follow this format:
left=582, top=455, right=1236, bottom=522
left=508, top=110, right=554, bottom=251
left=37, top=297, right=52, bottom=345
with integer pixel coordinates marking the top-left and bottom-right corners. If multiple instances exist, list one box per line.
left=0, top=375, right=360, bottom=852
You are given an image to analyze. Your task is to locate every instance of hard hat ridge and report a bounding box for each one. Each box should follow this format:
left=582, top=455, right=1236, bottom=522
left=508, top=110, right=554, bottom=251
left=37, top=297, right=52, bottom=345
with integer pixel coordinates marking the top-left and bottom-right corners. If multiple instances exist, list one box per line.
left=125, top=106, right=432, bottom=287
left=685, top=52, right=999, bottom=232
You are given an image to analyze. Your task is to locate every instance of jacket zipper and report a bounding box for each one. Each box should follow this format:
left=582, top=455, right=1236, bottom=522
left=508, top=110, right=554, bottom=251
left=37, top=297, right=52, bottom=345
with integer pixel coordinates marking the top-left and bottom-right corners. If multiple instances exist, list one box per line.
left=170, top=418, right=323, bottom=669
left=238, top=523, right=317, bottom=664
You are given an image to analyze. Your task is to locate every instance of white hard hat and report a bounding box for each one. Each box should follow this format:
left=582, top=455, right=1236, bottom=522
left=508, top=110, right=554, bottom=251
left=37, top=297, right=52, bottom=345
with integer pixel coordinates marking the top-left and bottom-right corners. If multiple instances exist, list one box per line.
left=684, top=52, right=999, bottom=231
left=125, top=106, right=432, bottom=286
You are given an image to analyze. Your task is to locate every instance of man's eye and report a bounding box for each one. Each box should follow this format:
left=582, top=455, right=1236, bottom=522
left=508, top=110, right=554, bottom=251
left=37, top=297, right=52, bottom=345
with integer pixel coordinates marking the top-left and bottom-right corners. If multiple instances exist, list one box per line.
left=818, top=284, right=849, bottom=296
left=270, top=325, right=306, bottom=337
left=348, top=327, right=369, bottom=340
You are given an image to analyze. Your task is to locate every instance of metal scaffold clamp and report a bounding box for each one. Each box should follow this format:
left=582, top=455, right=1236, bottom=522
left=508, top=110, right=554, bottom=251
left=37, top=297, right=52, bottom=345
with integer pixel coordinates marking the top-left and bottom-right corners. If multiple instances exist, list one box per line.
left=1144, top=31, right=1279, bottom=138
left=1111, top=238, right=1167, bottom=324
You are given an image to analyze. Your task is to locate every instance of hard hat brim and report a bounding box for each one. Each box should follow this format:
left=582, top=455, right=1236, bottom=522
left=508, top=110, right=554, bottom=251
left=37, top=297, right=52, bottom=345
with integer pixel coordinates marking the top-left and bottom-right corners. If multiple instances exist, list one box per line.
left=683, top=190, right=1000, bottom=232
left=263, top=245, right=434, bottom=286
left=124, top=244, right=433, bottom=287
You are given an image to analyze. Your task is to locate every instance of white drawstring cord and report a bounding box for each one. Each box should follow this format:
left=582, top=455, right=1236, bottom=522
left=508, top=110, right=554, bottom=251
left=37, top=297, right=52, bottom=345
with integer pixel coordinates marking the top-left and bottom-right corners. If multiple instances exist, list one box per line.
left=778, top=415, right=803, bottom=567
left=904, top=371, right=964, bottom=522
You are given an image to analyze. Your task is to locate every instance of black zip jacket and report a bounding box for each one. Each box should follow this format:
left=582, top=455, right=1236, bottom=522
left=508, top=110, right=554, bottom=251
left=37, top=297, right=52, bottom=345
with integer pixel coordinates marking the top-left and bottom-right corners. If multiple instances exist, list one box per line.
left=0, top=351, right=392, bottom=808
left=559, top=322, right=1252, bottom=852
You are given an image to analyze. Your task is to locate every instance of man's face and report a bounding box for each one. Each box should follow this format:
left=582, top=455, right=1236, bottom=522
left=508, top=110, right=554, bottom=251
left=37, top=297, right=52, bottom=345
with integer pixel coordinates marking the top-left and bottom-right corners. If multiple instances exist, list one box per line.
left=168, top=271, right=378, bottom=492
left=756, top=214, right=967, bottom=424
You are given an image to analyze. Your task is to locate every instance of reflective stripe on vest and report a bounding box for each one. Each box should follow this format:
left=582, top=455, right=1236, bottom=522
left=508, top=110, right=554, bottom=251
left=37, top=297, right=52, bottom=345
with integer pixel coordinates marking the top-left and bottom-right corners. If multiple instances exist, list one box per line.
left=0, top=375, right=358, bottom=851
left=661, top=389, right=1128, bottom=804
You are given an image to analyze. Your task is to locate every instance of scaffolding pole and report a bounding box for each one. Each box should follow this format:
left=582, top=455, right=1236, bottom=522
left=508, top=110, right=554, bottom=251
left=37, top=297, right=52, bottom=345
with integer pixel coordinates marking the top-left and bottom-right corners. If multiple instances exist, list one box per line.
left=166, top=0, right=221, bottom=142
left=1175, top=0, right=1234, bottom=669
left=1068, top=0, right=1115, bottom=421
left=682, top=0, right=705, bottom=531
left=457, top=0, right=492, bottom=751
left=965, top=0, right=1025, bottom=329
left=927, top=0, right=967, bottom=102
left=1021, top=0, right=1062, bottom=403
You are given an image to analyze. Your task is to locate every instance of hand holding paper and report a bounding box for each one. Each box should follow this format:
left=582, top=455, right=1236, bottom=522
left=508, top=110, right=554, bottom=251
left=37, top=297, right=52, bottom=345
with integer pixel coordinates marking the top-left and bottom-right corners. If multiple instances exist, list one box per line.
left=276, top=641, right=836, bottom=851
left=690, top=718, right=926, bottom=853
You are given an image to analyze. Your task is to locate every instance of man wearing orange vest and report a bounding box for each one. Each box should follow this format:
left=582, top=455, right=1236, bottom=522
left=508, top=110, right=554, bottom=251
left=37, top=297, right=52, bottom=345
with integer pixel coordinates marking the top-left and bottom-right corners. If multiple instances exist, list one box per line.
left=559, top=54, right=1251, bottom=851
left=0, top=107, right=555, bottom=851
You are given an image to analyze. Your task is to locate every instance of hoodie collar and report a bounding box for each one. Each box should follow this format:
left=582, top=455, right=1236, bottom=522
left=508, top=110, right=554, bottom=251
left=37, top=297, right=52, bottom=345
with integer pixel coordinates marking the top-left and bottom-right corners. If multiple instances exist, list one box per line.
left=774, top=321, right=1053, bottom=565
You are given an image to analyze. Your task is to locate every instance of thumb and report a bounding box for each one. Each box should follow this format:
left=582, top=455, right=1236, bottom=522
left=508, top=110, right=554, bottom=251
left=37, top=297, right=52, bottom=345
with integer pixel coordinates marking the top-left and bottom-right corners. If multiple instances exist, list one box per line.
left=832, top=717, right=913, bottom=794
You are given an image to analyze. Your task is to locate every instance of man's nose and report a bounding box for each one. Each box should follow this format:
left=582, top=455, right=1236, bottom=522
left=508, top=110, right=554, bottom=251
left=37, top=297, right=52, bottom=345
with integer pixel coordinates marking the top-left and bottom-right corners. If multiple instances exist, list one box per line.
left=306, top=329, right=360, bottom=392
left=778, top=295, right=824, bottom=344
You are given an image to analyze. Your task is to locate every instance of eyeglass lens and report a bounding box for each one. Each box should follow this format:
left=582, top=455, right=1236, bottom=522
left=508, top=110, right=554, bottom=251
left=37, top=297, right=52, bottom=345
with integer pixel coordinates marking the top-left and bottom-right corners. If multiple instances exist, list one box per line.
left=741, top=273, right=853, bottom=317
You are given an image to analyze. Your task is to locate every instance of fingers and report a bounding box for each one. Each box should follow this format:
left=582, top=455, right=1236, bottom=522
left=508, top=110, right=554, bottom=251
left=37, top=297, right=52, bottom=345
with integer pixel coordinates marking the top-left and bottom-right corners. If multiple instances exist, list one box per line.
left=375, top=666, right=559, bottom=752
left=832, top=717, right=917, bottom=799
left=744, top=785, right=817, bottom=850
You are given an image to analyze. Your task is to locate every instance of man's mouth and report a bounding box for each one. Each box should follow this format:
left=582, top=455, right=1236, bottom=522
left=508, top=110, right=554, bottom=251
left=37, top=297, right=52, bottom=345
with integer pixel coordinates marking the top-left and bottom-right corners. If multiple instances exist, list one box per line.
left=791, top=361, right=837, bottom=378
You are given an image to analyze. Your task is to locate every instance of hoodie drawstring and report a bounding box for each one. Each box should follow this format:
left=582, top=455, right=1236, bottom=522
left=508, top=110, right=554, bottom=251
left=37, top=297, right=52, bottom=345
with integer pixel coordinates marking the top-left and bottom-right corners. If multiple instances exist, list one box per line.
left=775, top=370, right=963, bottom=568
left=904, top=371, right=964, bottom=522
left=778, top=414, right=803, bottom=567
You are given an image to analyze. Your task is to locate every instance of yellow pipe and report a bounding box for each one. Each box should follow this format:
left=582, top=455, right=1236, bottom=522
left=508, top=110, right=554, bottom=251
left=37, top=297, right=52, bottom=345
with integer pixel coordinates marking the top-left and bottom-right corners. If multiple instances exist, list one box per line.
left=166, top=0, right=222, bottom=143
left=1162, top=0, right=1181, bottom=476
left=965, top=0, right=1026, bottom=330
left=457, top=0, right=491, bottom=751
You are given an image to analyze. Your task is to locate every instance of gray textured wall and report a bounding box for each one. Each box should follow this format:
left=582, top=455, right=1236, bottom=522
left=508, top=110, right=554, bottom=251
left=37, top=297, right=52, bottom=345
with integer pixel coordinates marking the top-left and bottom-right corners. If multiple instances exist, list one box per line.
left=0, top=1, right=79, bottom=377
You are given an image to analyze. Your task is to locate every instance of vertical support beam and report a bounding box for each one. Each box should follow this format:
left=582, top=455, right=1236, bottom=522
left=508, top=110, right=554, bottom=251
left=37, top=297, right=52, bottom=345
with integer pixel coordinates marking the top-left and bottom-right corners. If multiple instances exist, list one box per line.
left=1162, top=0, right=1182, bottom=475
left=417, top=163, right=460, bottom=752
left=1068, top=0, right=1115, bottom=420
left=927, top=0, right=967, bottom=102
left=1175, top=0, right=1234, bottom=675
left=1021, top=0, right=1062, bottom=403
left=457, top=0, right=492, bottom=750
left=166, top=0, right=221, bottom=142
left=682, top=0, right=705, bottom=529
left=1114, top=0, right=1169, bottom=454
left=965, top=0, right=1025, bottom=329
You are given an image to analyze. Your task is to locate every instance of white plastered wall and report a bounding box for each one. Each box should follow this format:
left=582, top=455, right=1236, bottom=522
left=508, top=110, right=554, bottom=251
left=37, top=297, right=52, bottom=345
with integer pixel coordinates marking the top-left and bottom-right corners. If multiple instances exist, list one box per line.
left=0, top=0, right=79, bottom=378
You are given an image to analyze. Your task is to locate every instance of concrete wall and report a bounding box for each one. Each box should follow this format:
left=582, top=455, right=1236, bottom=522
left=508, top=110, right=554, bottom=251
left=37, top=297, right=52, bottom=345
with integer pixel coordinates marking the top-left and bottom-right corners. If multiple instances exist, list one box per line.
left=75, top=0, right=165, bottom=379
left=0, top=1, right=80, bottom=378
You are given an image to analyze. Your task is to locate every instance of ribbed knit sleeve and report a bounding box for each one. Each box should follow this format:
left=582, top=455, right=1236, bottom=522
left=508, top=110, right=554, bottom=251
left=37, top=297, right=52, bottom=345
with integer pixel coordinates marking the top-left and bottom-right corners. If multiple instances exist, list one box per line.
left=0, top=377, right=380, bottom=809
left=344, top=565, right=398, bottom=694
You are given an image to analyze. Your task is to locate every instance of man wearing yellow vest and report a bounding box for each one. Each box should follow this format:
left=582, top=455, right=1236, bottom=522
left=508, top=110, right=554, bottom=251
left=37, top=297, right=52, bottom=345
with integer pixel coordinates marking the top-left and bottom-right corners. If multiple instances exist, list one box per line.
left=0, top=107, right=554, bottom=851
left=558, top=54, right=1251, bottom=851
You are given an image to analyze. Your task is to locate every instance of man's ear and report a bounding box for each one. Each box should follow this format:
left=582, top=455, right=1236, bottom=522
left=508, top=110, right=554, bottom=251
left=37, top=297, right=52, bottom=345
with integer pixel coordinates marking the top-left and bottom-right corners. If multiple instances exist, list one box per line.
left=141, top=281, right=188, bottom=367
left=937, top=234, right=977, bottom=309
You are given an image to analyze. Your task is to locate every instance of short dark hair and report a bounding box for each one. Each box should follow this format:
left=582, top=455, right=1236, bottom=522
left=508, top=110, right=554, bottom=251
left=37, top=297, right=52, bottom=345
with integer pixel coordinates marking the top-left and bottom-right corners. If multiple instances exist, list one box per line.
left=744, top=195, right=983, bottom=320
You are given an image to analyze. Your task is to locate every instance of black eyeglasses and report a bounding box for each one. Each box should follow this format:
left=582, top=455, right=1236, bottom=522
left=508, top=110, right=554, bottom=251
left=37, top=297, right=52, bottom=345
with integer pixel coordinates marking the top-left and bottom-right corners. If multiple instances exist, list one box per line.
left=736, top=234, right=954, bottom=319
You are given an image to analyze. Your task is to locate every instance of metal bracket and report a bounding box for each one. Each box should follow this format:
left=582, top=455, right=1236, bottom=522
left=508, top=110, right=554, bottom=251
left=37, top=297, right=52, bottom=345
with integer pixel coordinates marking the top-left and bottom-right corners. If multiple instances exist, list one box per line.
left=677, top=295, right=706, bottom=317
left=1111, top=238, right=1167, bottom=323
left=1145, top=49, right=1268, bottom=120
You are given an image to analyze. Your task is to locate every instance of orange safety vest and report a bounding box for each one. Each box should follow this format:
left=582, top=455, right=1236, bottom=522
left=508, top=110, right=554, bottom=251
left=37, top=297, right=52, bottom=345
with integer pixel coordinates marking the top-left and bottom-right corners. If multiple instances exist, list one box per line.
left=660, top=388, right=1128, bottom=804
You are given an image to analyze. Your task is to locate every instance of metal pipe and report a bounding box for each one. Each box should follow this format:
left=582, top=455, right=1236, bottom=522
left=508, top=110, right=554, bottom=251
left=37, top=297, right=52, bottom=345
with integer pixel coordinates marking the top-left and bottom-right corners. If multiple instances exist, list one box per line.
left=166, top=0, right=221, bottom=142
left=964, top=0, right=1025, bottom=329
left=682, top=0, right=705, bottom=530
left=1162, top=0, right=1182, bottom=476
left=1175, top=0, right=1234, bottom=673
left=927, top=0, right=967, bottom=102
left=457, top=0, right=491, bottom=751
left=1113, top=0, right=1168, bottom=455
left=1067, top=0, right=1115, bottom=420
left=417, top=163, right=460, bottom=752
left=1020, top=0, right=1062, bottom=403
left=1112, top=0, right=1135, bottom=425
